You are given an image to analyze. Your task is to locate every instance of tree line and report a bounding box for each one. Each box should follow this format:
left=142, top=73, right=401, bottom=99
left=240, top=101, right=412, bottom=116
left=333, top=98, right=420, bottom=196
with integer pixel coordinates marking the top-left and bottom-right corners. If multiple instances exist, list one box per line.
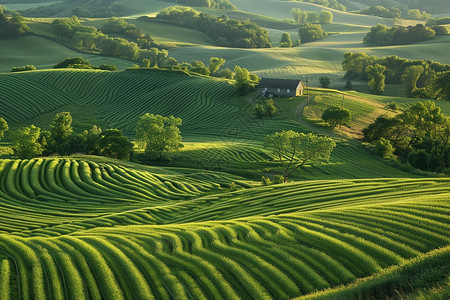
left=363, top=101, right=449, bottom=174
left=290, top=8, right=333, bottom=24
left=162, top=0, right=236, bottom=10
left=154, top=6, right=271, bottom=48
left=342, top=52, right=450, bottom=99
left=360, top=5, right=431, bottom=20
left=363, top=23, right=446, bottom=46
left=290, top=0, right=347, bottom=11
left=0, top=6, right=29, bottom=39
left=0, top=112, right=184, bottom=161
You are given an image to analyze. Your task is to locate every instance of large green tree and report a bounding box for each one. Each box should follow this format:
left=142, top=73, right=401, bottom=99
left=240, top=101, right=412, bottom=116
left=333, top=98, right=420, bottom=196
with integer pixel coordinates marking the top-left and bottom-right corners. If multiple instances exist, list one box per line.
left=12, top=125, right=43, bottom=159
left=136, top=114, right=183, bottom=160
left=366, top=64, right=386, bottom=94
left=402, top=65, right=424, bottom=97
left=208, top=57, right=226, bottom=75
left=320, top=10, right=333, bottom=24
left=98, top=129, right=134, bottom=160
left=264, top=131, right=336, bottom=182
left=49, top=112, right=73, bottom=154
left=280, top=32, right=292, bottom=47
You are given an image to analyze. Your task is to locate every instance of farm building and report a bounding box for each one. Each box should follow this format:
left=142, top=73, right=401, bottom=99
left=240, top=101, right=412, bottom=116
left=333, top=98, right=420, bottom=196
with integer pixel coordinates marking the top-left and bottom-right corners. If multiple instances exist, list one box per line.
left=258, top=78, right=304, bottom=97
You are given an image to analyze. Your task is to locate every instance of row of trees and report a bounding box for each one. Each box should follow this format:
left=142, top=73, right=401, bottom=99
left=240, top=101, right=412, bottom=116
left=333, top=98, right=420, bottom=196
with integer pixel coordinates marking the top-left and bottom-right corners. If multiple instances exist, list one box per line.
left=155, top=6, right=271, bottom=48
left=363, top=101, right=449, bottom=173
left=290, top=8, right=333, bottom=24
left=291, top=0, right=346, bottom=11
left=53, top=57, right=117, bottom=71
left=360, top=6, right=431, bottom=20
left=163, top=0, right=236, bottom=10
left=0, top=6, right=29, bottom=39
left=363, top=24, right=443, bottom=46
left=0, top=112, right=184, bottom=161
left=52, top=16, right=167, bottom=64
left=342, top=52, right=450, bottom=99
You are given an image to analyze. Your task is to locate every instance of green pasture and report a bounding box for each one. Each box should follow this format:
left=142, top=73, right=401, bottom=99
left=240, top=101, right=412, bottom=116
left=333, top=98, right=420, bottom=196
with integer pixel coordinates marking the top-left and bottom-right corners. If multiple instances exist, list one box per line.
left=2, top=1, right=61, bottom=11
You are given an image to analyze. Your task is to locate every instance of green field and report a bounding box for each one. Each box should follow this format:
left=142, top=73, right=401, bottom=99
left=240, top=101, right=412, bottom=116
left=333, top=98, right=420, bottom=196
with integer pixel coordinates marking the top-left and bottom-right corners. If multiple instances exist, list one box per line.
left=0, top=1, right=449, bottom=298
left=0, top=156, right=448, bottom=299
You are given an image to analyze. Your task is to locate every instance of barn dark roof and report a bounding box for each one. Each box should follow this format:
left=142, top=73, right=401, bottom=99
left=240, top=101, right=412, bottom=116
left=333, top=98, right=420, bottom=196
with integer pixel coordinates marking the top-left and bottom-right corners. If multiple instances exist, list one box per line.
left=258, top=78, right=302, bottom=89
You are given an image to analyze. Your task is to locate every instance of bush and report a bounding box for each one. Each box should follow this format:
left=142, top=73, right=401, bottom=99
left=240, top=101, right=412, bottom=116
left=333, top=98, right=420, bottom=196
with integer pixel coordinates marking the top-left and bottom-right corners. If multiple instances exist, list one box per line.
left=385, top=102, right=398, bottom=110
left=322, top=106, right=351, bottom=128
left=319, top=76, right=331, bottom=88
left=11, top=65, right=36, bottom=72
left=99, top=64, right=117, bottom=71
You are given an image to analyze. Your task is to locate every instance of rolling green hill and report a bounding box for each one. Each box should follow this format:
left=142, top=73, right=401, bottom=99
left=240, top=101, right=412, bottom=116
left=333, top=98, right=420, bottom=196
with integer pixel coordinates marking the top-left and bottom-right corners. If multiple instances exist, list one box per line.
left=0, top=156, right=448, bottom=299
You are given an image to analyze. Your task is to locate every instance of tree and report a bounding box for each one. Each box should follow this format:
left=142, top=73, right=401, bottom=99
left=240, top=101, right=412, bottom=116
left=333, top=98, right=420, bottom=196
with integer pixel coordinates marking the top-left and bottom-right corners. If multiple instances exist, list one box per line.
left=435, top=71, right=450, bottom=101
left=136, top=114, right=183, bottom=160
left=319, top=76, right=331, bottom=88
left=366, top=64, right=386, bottom=94
left=0, top=118, right=8, bottom=140
left=298, top=23, right=328, bottom=43
left=97, top=129, right=134, bottom=160
left=402, top=65, right=424, bottom=97
left=234, top=65, right=256, bottom=95
left=49, top=112, right=73, bottom=154
left=280, top=32, right=292, bottom=47
left=321, top=107, right=351, bottom=128
left=264, top=131, right=336, bottom=182
left=407, top=9, right=431, bottom=21
left=265, top=99, right=277, bottom=117
left=209, top=57, right=226, bottom=75
left=12, top=125, right=43, bottom=159
left=320, top=10, right=333, bottom=24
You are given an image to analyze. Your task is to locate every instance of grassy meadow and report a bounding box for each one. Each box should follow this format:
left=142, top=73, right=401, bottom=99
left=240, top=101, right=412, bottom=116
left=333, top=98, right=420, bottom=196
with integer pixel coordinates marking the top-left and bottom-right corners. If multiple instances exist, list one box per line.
left=0, top=0, right=449, bottom=298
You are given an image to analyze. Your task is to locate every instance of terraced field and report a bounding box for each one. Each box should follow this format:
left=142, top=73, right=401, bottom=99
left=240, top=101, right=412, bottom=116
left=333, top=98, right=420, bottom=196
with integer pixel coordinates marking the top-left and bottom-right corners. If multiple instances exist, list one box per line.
left=0, top=157, right=448, bottom=299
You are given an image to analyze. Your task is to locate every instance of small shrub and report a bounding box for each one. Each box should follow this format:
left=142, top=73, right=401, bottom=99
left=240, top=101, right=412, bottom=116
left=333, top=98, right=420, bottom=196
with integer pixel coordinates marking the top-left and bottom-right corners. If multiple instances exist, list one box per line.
left=385, top=102, right=398, bottom=110
left=261, top=176, right=273, bottom=186
left=273, top=175, right=284, bottom=184
left=11, top=65, right=36, bottom=72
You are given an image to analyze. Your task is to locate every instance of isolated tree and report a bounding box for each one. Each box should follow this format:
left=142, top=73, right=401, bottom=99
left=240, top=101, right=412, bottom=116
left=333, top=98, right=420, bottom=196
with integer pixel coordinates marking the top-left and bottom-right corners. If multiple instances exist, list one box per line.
left=0, top=118, right=8, bottom=140
left=209, top=57, right=226, bottom=75
left=320, top=10, right=333, bottom=24
left=280, top=32, right=293, bottom=47
left=319, top=76, right=331, bottom=88
left=264, top=131, right=336, bottom=182
left=136, top=114, right=183, bottom=160
left=12, top=125, right=43, bottom=159
left=366, top=64, right=386, bottom=94
left=97, top=129, right=134, bottom=160
left=402, top=65, right=424, bottom=97
left=298, top=23, right=328, bottom=43
left=322, top=107, right=351, bottom=128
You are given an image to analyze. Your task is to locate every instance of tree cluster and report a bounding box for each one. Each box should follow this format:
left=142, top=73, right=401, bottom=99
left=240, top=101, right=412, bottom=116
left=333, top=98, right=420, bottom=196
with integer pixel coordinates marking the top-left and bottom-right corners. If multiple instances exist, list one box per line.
left=342, top=52, right=450, bottom=99
left=155, top=6, right=271, bottom=48
left=254, top=99, right=277, bottom=118
left=279, top=32, right=301, bottom=47
left=360, top=6, right=401, bottom=18
left=291, top=0, right=346, bottom=11
left=363, top=101, right=449, bottom=173
left=406, top=9, right=430, bottom=21
left=11, top=65, right=36, bottom=72
left=51, top=16, right=169, bottom=65
left=427, top=17, right=450, bottom=26
left=0, top=6, right=29, bottom=39
left=53, top=57, right=117, bottom=71
left=162, top=0, right=236, bottom=10
left=298, top=23, right=328, bottom=43
left=291, top=8, right=333, bottom=24
left=22, top=0, right=126, bottom=18
left=363, top=24, right=436, bottom=46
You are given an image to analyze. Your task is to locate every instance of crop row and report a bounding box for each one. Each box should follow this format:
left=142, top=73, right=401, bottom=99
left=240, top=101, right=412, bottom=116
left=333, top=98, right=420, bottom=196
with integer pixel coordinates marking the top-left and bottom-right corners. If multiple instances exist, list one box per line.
left=0, top=196, right=448, bottom=299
